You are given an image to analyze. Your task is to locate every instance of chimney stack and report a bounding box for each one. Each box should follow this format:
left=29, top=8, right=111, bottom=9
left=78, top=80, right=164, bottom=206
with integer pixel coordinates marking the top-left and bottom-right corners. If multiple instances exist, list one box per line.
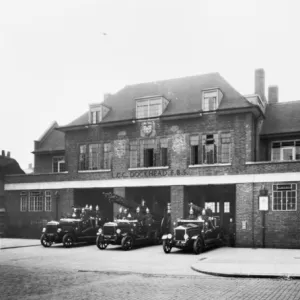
left=1, top=150, right=5, bottom=156
left=255, top=69, right=265, bottom=101
left=268, top=86, right=279, bottom=104
left=7, top=151, right=10, bottom=158
left=103, top=93, right=111, bottom=102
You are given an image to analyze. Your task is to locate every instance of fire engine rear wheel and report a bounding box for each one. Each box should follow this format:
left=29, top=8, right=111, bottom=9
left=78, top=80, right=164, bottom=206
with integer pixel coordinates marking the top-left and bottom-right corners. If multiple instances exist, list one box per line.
left=193, top=238, right=204, bottom=255
left=40, top=234, right=52, bottom=247
left=96, top=236, right=107, bottom=250
left=63, top=234, right=74, bottom=248
left=121, top=236, right=133, bottom=251
left=163, top=240, right=172, bottom=253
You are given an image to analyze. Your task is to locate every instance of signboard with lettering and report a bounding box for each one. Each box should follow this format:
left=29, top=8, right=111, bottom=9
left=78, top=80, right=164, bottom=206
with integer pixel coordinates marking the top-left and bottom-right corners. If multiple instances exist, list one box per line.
left=112, top=169, right=189, bottom=179
left=259, top=196, right=269, bottom=211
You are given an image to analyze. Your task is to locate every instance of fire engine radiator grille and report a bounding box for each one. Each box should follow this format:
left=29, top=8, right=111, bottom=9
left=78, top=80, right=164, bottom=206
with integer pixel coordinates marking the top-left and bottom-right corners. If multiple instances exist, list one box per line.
left=103, top=226, right=115, bottom=235
left=175, top=229, right=185, bottom=241
left=46, top=225, right=58, bottom=234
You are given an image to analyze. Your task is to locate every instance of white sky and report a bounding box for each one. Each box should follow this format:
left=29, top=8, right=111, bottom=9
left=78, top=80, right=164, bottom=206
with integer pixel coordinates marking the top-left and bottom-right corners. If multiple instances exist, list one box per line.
left=1, top=0, right=300, bottom=170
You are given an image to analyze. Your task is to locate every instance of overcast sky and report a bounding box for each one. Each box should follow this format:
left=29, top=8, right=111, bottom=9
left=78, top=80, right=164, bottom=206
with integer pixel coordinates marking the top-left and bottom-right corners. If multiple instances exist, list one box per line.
left=1, top=0, right=300, bottom=170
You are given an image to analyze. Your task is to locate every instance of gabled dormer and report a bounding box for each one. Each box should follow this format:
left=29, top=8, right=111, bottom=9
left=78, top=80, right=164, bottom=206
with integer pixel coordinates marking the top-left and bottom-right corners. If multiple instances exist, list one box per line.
left=88, top=103, right=110, bottom=124
left=135, top=95, right=169, bottom=119
left=202, top=88, right=223, bottom=112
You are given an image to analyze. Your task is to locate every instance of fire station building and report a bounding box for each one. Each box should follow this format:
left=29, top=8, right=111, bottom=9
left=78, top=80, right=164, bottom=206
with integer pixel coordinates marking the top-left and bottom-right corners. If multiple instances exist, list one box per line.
left=4, top=69, right=300, bottom=248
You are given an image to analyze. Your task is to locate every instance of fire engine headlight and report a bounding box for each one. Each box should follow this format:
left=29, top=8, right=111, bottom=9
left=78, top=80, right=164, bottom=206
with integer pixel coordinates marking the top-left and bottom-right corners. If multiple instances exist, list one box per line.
left=57, top=228, right=62, bottom=233
left=116, top=229, right=121, bottom=234
left=184, top=234, right=189, bottom=240
left=42, top=228, right=46, bottom=233
left=167, top=234, right=172, bottom=239
left=98, top=228, right=102, bottom=234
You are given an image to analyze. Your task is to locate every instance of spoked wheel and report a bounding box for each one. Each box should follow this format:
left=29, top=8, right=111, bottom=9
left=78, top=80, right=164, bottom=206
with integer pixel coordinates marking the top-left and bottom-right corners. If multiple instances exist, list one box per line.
left=193, top=238, right=204, bottom=255
left=96, top=236, right=108, bottom=250
left=121, top=236, right=134, bottom=251
left=162, top=240, right=172, bottom=253
left=63, top=234, right=74, bottom=248
left=40, top=234, right=53, bottom=248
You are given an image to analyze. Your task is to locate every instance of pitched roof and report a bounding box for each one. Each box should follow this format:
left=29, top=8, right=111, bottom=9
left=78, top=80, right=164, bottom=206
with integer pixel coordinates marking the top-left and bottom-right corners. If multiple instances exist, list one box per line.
left=64, top=73, right=253, bottom=127
left=261, top=100, right=300, bottom=135
left=0, top=157, right=24, bottom=175
left=34, top=122, right=65, bottom=153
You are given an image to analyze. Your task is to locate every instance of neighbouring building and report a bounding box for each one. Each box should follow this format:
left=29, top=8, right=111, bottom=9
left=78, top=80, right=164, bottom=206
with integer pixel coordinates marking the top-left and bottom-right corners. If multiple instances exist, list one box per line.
left=0, top=150, right=24, bottom=237
left=4, top=69, right=300, bottom=248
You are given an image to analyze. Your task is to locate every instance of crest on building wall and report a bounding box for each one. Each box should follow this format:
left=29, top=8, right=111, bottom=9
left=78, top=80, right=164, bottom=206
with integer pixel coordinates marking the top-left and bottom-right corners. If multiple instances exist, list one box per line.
left=140, top=121, right=155, bottom=137
left=114, top=139, right=126, bottom=158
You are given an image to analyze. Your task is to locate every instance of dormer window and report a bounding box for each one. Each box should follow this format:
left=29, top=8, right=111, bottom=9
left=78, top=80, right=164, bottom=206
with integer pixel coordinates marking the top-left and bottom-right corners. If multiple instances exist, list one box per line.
left=202, top=89, right=222, bottom=112
left=136, top=96, right=169, bottom=119
left=89, top=103, right=110, bottom=124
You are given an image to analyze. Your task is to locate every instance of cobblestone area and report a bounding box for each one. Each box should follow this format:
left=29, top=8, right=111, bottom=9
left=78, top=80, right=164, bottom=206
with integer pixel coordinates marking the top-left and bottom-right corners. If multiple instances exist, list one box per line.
left=1, top=244, right=300, bottom=299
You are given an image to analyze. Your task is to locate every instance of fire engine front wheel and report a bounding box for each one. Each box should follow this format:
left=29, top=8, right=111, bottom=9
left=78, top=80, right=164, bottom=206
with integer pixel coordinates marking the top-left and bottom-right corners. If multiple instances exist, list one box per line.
left=40, top=234, right=52, bottom=248
left=96, top=236, right=107, bottom=250
left=163, top=240, right=172, bottom=253
left=193, top=238, right=204, bottom=255
left=63, top=234, right=74, bottom=248
left=121, top=236, right=133, bottom=251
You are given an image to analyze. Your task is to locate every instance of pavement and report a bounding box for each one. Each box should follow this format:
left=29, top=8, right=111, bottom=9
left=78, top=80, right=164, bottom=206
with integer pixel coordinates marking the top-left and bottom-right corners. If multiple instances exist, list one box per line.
left=0, top=238, right=40, bottom=250
left=1, top=238, right=300, bottom=279
left=192, top=246, right=300, bottom=279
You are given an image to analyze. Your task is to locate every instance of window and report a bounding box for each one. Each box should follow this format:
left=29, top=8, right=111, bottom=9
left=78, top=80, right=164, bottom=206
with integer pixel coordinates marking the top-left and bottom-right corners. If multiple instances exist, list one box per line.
left=203, top=91, right=218, bottom=111
left=45, top=191, right=52, bottom=212
left=190, top=135, right=199, bottom=165
left=20, top=192, right=27, bottom=212
left=28, top=191, right=43, bottom=212
left=136, top=98, right=162, bottom=119
left=140, top=139, right=156, bottom=167
left=89, top=106, right=102, bottom=124
left=271, top=140, right=300, bottom=161
left=129, top=141, right=138, bottom=168
left=52, top=156, right=66, bottom=173
left=273, top=184, right=297, bottom=211
left=160, top=138, right=168, bottom=166
left=224, top=202, right=230, bottom=213
left=103, top=143, right=112, bottom=169
left=88, top=144, right=101, bottom=170
left=205, top=202, right=216, bottom=213
left=202, top=134, right=218, bottom=164
left=221, top=133, right=231, bottom=163
left=79, top=145, right=88, bottom=170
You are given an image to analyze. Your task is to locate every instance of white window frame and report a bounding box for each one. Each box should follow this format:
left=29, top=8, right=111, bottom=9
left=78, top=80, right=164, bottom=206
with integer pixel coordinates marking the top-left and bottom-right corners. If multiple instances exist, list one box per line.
left=202, top=90, right=218, bottom=112
left=136, top=98, right=163, bottom=119
left=45, top=191, right=52, bottom=212
left=28, top=191, right=43, bottom=212
left=272, top=184, right=297, bottom=211
left=90, top=106, right=102, bottom=124
left=52, top=156, right=66, bottom=173
left=271, top=140, right=300, bottom=161
left=20, top=192, right=27, bottom=212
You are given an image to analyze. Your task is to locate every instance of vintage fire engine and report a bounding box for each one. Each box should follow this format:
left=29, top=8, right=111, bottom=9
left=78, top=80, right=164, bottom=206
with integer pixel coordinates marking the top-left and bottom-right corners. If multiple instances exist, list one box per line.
left=162, top=203, right=224, bottom=254
left=96, top=192, right=170, bottom=251
left=40, top=205, right=105, bottom=248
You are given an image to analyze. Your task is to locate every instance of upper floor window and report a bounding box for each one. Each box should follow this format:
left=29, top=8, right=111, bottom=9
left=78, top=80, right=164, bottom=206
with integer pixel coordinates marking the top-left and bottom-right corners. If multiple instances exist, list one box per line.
left=129, top=141, right=138, bottom=168
left=271, top=140, right=300, bottom=161
left=52, top=156, right=66, bottom=173
left=88, top=103, right=110, bottom=124
left=202, top=90, right=218, bottom=111
left=141, top=139, right=156, bottom=167
left=220, top=133, right=231, bottom=163
left=273, top=184, right=297, bottom=211
left=160, top=138, right=168, bottom=166
left=190, top=135, right=199, bottom=165
left=136, top=96, right=169, bottom=119
left=202, top=134, right=218, bottom=164
left=91, top=110, right=101, bottom=124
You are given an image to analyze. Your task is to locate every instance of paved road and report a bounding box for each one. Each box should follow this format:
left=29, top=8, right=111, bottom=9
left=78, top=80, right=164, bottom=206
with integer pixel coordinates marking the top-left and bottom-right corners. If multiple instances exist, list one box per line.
left=1, top=243, right=300, bottom=299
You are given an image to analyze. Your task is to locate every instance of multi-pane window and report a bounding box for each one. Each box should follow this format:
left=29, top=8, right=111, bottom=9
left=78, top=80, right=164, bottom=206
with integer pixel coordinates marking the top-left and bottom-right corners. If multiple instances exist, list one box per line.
left=271, top=141, right=300, bottom=161
left=224, top=202, right=230, bottom=213
left=205, top=202, right=216, bottom=213
left=129, top=141, right=138, bottom=168
left=79, top=145, right=88, bottom=170
left=136, top=98, right=162, bottom=119
left=28, top=192, right=43, bottom=212
left=140, top=139, right=156, bottom=167
left=20, top=192, right=27, bottom=212
left=221, top=133, right=231, bottom=163
left=90, top=108, right=102, bottom=124
left=45, top=191, right=52, bottom=212
left=273, top=184, right=297, bottom=211
left=160, top=138, right=168, bottom=166
left=203, top=91, right=218, bottom=111
left=103, top=143, right=112, bottom=169
left=89, top=144, right=101, bottom=170
left=190, top=135, right=199, bottom=165
left=202, top=134, right=218, bottom=164
left=52, top=156, right=66, bottom=173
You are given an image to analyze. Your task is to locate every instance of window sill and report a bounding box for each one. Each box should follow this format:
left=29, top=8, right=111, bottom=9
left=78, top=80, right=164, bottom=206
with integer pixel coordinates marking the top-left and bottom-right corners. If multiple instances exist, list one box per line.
left=128, top=166, right=169, bottom=171
left=188, top=163, right=231, bottom=168
left=246, top=160, right=300, bottom=165
left=78, top=169, right=111, bottom=173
